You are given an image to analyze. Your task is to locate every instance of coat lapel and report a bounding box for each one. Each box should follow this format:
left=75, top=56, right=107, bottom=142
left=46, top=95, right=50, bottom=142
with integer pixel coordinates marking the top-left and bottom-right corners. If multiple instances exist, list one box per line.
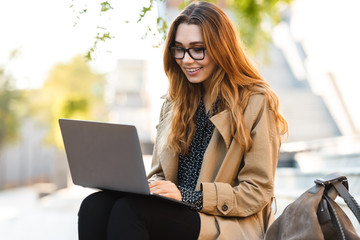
left=158, top=109, right=233, bottom=187
left=210, top=109, right=232, bottom=149
left=195, top=110, right=233, bottom=189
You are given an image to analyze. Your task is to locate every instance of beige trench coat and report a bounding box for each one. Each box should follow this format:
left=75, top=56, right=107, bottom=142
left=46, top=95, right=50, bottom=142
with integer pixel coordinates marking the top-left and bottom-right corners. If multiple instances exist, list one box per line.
left=148, top=93, right=281, bottom=240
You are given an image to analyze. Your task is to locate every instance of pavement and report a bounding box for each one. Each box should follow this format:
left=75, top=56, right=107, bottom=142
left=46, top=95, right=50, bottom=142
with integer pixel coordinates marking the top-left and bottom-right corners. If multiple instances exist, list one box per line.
left=0, top=185, right=291, bottom=240
left=0, top=185, right=95, bottom=240
left=1, top=184, right=359, bottom=239
left=1, top=162, right=359, bottom=239
left=0, top=155, right=150, bottom=240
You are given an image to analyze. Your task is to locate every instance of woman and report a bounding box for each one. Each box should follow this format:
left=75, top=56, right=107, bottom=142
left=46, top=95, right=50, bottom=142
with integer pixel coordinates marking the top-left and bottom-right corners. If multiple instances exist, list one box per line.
left=78, top=1, right=288, bottom=239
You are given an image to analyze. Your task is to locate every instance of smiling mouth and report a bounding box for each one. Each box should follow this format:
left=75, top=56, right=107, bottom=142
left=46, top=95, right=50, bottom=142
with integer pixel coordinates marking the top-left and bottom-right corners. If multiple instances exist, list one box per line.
left=186, top=67, right=202, bottom=72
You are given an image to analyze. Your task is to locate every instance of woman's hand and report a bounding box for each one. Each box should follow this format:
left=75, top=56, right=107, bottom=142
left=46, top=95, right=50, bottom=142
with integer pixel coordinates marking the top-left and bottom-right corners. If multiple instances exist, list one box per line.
left=149, top=180, right=182, bottom=201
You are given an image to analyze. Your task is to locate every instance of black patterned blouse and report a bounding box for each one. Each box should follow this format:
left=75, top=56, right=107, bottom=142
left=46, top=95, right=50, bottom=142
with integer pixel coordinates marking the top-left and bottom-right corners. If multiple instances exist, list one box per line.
left=177, top=99, right=219, bottom=211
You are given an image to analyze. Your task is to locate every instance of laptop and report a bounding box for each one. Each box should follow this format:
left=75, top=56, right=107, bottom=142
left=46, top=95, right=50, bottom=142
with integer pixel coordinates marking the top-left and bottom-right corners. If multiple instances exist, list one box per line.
left=59, top=118, right=195, bottom=208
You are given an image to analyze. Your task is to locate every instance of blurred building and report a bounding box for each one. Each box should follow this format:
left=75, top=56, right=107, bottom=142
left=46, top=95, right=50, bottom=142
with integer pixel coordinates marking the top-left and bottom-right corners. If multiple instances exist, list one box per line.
left=105, top=59, right=154, bottom=154
left=0, top=120, right=61, bottom=190
left=267, top=0, right=360, bottom=170
left=1, top=0, right=359, bottom=192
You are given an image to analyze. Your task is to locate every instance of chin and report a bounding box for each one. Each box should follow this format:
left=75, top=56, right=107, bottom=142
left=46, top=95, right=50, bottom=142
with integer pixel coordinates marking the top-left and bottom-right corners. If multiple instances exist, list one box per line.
left=187, top=78, right=204, bottom=84
left=185, top=75, right=205, bottom=84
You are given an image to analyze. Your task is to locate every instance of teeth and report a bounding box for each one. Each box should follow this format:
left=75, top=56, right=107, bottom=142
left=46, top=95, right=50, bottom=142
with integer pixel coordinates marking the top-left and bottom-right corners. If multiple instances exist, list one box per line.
left=187, top=67, right=201, bottom=72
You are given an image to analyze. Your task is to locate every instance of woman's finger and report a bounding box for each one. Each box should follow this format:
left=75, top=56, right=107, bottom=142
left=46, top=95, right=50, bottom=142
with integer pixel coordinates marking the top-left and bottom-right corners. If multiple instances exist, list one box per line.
left=149, top=181, right=182, bottom=201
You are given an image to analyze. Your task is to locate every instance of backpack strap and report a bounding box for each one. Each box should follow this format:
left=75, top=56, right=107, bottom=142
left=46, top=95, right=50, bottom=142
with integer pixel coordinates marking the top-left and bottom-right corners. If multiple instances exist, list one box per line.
left=315, top=172, right=360, bottom=240
left=332, top=180, right=360, bottom=224
left=314, top=172, right=348, bottom=190
left=324, top=194, right=346, bottom=240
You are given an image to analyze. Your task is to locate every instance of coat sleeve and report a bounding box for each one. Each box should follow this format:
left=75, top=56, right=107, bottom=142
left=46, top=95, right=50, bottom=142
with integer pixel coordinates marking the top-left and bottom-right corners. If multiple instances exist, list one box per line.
left=146, top=99, right=170, bottom=182
left=200, top=94, right=281, bottom=217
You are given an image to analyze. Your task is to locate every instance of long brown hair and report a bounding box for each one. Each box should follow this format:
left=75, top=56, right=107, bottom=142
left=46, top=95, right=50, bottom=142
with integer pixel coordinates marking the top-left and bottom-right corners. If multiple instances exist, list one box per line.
left=163, top=1, right=288, bottom=155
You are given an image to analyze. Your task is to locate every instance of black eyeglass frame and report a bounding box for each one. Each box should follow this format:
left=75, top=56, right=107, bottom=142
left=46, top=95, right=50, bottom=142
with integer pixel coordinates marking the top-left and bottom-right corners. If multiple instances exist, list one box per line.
left=170, top=46, right=206, bottom=60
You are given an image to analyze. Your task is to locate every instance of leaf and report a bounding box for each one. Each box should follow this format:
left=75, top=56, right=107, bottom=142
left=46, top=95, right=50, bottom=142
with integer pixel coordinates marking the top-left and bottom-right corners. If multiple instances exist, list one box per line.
left=100, top=1, right=113, bottom=12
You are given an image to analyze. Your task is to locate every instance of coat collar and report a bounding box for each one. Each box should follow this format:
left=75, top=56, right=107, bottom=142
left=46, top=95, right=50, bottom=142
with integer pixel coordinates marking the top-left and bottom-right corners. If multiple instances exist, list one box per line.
left=158, top=109, right=233, bottom=184
left=210, top=109, right=232, bottom=149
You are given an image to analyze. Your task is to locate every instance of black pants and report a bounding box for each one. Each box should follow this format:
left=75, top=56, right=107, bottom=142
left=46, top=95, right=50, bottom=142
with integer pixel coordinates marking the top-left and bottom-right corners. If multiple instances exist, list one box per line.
left=78, top=190, right=201, bottom=240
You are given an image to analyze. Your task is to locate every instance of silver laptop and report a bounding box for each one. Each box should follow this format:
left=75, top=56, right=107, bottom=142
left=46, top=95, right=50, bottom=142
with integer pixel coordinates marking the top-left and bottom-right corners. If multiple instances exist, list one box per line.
left=59, top=118, right=194, bottom=208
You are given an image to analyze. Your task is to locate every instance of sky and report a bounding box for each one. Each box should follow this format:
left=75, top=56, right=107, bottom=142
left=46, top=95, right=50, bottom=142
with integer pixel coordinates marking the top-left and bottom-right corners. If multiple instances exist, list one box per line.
left=0, top=0, right=162, bottom=89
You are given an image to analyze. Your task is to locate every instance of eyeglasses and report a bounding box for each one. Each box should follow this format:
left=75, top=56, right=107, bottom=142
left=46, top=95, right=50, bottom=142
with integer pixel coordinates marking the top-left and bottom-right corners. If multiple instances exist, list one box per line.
left=170, top=47, right=206, bottom=60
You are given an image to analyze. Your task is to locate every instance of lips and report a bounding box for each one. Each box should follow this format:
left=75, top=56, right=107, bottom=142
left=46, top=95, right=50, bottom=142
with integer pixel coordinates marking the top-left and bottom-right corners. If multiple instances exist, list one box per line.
left=185, top=67, right=202, bottom=75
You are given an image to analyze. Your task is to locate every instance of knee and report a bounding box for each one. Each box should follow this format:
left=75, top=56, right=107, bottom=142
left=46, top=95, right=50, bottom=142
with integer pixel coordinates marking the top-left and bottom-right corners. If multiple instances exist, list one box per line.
left=112, top=196, right=134, bottom=211
left=111, top=196, right=143, bottom=217
left=78, top=191, right=114, bottom=218
left=79, top=192, right=100, bottom=213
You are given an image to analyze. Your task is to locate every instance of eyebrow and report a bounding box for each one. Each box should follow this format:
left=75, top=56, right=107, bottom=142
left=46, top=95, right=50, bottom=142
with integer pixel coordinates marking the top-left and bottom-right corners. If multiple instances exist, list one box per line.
left=174, top=41, right=204, bottom=46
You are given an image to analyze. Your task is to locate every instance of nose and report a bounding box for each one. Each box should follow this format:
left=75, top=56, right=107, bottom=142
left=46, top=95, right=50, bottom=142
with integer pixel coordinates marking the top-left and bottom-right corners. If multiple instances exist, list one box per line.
left=182, top=51, right=194, bottom=64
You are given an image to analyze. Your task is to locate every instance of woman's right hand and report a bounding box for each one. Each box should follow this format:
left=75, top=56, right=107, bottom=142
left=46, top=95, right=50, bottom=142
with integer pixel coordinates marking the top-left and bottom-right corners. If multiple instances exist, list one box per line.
left=149, top=180, right=182, bottom=201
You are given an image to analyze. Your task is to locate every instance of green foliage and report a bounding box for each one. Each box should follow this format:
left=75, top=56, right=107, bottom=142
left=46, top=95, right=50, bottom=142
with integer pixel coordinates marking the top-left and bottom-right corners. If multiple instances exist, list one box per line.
left=228, top=0, right=292, bottom=54
left=70, top=1, right=115, bottom=60
left=100, top=1, right=113, bottom=12
left=85, top=28, right=114, bottom=60
left=0, top=51, right=23, bottom=150
left=137, top=0, right=168, bottom=47
left=71, top=0, right=292, bottom=58
left=176, top=0, right=292, bottom=54
left=0, top=70, right=18, bottom=149
left=32, top=55, right=107, bottom=148
left=138, top=1, right=154, bottom=22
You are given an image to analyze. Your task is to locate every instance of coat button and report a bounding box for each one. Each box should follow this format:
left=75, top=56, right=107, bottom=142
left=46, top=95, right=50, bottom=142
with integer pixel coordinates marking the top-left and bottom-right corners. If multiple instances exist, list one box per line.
left=222, top=204, right=228, bottom=211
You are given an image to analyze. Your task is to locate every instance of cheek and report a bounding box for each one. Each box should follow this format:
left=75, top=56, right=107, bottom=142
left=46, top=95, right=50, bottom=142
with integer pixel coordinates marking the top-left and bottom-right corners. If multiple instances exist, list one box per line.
left=202, top=55, right=216, bottom=69
left=175, top=60, right=186, bottom=73
left=203, top=60, right=217, bottom=74
left=175, top=59, right=182, bottom=67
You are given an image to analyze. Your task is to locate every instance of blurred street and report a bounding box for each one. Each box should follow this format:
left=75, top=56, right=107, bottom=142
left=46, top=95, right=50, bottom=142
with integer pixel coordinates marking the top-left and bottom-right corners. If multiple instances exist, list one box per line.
left=0, top=185, right=94, bottom=240
left=1, top=166, right=360, bottom=239
left=0, top=156, right=151, bottom=240
left=1, top=182, right=293, bottom=240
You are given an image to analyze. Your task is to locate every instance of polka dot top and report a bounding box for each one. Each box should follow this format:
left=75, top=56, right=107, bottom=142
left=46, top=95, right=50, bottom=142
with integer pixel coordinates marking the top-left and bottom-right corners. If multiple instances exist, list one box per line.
left=177, top=99, right=219, bottom=211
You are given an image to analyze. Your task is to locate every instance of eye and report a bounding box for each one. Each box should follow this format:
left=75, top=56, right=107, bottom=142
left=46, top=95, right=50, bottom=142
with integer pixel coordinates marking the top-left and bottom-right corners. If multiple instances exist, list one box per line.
left=173, top=47, right=184, bottom=53
left=192, top=48, right=205, bottom=53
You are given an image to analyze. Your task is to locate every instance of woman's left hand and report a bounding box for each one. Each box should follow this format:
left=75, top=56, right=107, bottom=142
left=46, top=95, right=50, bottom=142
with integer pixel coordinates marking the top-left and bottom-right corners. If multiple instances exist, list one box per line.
left=149, top=180, right=182, bottom=201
